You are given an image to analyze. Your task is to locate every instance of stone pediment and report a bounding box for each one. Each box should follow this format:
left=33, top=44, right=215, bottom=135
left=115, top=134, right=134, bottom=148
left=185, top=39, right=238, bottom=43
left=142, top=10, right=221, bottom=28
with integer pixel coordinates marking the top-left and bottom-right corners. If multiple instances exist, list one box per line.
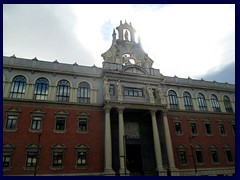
left=123, top=65, right=148, bottom=75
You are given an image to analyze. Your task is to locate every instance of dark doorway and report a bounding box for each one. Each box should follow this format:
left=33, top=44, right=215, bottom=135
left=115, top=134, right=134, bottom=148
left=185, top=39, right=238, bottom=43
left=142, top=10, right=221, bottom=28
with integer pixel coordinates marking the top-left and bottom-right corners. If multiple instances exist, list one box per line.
left=126, top=144, right=143, bottom=175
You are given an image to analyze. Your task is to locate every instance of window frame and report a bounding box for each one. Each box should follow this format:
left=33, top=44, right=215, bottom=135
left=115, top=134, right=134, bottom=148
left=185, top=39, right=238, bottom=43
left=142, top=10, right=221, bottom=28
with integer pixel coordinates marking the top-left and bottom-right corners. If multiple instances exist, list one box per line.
left=29, top=110, right=45, bottom=133
left=78, top=82, right=90, bottom=103
left=76, top=112, right=89, bottom=133
left=54, top=111, right=68, bottom=133
left=109, top=84, right=115, bottom=96
left=218, top=123, right=226, bottom=136
left=209, top=145, right=219, bottom=164
left=176, top=145, right=188, bottom=165
left=223, top=95, right=233, bottom=113
left=24, top=144, right=41, bottom=170
left=203, top=119, right=213, bottom=136
left=194, top=148, right=204, bottom=164
left=75, top=144, right=89, bottom=169
left=10, top=75, right=27, bottom=99
left=33, top=77, right=49, bottom=100
left=210, top=94, right=221, bottom=112
left=50, top=144, right=66, bottom=170
left=189, top=121, right=198, bottom=136
left=223, top=145, right=234, bottom=164
left=173, top=118, right=183, bottom=135
left=168, top=90, right=179, bottom=110
left=4, top=108, right=21, bottom=132
left=183, top=91, right=194, bottom=110
left=56, top=80, right=70, bottom=102
left=3, top=144, right=15, bottom=171
left=123, top=87, right=143, bottom=97
left=197, top=93, right=208, bottom=111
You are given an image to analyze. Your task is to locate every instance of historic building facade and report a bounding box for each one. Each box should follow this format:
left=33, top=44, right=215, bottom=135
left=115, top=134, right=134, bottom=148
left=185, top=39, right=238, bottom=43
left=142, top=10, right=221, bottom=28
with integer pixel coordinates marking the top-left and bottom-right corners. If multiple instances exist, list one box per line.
left=3, top=21, right=235, bottom=176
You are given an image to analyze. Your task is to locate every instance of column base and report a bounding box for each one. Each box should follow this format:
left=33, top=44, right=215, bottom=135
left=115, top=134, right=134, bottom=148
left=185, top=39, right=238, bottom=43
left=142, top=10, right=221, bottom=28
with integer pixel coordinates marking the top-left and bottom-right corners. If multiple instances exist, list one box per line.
left=119, top=168, right=130, bottom=176
left=169, top=167, right=180, bottom=176
left=156, top=167, right=167, bottom=176
left=104, top=168, right=115, bottom=176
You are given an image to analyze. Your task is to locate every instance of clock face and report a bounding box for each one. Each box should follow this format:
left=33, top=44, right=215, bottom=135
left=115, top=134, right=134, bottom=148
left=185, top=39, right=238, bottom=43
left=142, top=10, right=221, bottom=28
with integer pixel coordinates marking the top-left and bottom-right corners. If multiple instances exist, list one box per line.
left=106, top=51, right=112, bottom=58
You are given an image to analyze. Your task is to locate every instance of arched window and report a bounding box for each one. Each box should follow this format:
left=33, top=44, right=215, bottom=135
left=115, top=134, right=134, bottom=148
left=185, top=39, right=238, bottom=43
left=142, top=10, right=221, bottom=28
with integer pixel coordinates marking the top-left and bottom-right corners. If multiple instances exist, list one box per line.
left=78, top=82, right=90, bottom=103
left=183, top=91, right=193, bottom=110
left=223, top=95, right=233, bottom=113
left=211, top=95, right=221, bottom=112
left=34, top=78, right=49, bottom=100
left=56, top=80, right=70, bottom=102
left=197, top=93, right=207, bottom=111
left=168, top=90, right=179, bottom=110
left=10, top=75, right=27, bottom=99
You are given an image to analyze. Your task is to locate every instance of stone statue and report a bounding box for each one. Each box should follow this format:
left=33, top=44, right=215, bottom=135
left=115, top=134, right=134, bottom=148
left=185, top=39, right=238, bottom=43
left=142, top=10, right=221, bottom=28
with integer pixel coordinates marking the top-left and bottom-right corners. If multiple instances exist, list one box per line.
left=104, top=79, right=110, bottom=100
left=124, top=30, right=129, bottom=41
left=117, top=80, right=123, bottom=101
left=122, top=54, right=130, bottom=66
left=157, top=85, right=166, bottom=105
left=147, top=84, right=154, bottom=103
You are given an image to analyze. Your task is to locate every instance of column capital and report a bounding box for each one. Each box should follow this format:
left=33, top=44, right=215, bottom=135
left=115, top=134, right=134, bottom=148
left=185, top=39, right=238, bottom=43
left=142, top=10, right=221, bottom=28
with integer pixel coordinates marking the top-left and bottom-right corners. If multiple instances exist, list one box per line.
left=117, top=106, right=125, bottom=113
left=162, top=110, right=168, bottom=116
left=150, top=109, right=157, bottom=116
left=104, top=105, right=111, bottom=112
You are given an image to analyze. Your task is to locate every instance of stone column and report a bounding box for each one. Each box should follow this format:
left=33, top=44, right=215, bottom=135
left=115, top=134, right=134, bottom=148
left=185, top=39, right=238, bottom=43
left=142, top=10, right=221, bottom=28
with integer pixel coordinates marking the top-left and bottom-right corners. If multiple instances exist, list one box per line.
left=162, top=111, right=179, bottom=175
left=118, top=107, right=126, bottom=175
left=150, top=109, right=166, bottom=176
left=104, top=106, right=114, bottom=175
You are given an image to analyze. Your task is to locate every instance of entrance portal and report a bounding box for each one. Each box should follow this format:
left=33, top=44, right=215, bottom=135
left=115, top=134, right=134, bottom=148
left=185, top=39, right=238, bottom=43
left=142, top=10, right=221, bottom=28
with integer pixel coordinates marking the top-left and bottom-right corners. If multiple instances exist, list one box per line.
left=126, top=144, right=143, bottom=175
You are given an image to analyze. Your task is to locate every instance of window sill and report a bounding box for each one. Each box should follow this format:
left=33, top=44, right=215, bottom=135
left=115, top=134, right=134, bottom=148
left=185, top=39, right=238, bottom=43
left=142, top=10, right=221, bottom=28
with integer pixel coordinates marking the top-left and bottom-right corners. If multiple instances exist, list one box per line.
left=3, top=167, right=12, bottom=171
left=50, top=166, right=64, bottom=170
left=23, top=166, right=39, bottom=171
left=75, top=165, right=88, bottom=170
left=53, top=130, right=67, bottom=134
left=4, top=129, right=18, bottom=133
left=28, top=129, right=43, bottom=133
left=76, top=130, right=89, bottom=134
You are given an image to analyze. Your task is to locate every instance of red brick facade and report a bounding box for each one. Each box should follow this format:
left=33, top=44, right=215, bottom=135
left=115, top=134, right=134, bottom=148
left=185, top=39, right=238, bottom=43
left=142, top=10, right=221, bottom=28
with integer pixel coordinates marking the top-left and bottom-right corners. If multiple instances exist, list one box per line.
left=3, top=104, right=104, bottom=175
left=167, top=112, right=235, bottom=171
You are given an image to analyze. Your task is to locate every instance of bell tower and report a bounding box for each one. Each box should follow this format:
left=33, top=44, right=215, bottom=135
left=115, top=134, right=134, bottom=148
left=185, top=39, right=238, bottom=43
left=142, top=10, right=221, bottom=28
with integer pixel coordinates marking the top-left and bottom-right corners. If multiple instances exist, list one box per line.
left=101, top=20, right=160, bottom=76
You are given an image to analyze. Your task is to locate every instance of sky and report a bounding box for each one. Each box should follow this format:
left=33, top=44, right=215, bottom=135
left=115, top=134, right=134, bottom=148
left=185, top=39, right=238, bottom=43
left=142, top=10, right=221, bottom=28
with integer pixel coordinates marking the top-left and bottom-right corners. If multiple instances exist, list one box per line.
left=3, top=4, right=235, bottom=84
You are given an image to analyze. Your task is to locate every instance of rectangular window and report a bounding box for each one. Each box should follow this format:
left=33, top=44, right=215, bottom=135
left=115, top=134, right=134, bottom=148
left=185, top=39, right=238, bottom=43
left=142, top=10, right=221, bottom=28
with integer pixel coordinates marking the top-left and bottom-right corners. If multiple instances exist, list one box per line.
left=3, top=155, right=11, bottom=168
left=6, top=115, right=18, bottom=129
left=77, top=152, right=87, bottom=166
left=179, top=151, right=187, bottom=164
left=31, top=116, right=42, bottom=130
left=190, top=122, right=198, bottom=135
left=226, top=150, right=233, bottom=162
left=123, top=87, right=143, bottom=97
left=109, top=84, right=115, bottom=95
left=204, top=123, right=212, bottom=135
left=78, top=118, right=87, bottom=132
left=26, top=152, right=37, bottom=167
left=52, top=152, right=63, bottom=167
left=196, top=151, right=203, bottom=163
left=211, top=151, right=219, bottom=163
left=218, top=124, right=226, bottom=135
left=55, top=117, right=66, bottom=131
left=174, top=122, right=182, bottom=134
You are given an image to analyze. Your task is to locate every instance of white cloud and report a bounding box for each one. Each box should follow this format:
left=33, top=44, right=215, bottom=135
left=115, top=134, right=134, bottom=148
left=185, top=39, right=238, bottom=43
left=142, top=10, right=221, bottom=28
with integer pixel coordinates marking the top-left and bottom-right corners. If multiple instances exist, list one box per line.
left=3, top=4, right=235, bottom=83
